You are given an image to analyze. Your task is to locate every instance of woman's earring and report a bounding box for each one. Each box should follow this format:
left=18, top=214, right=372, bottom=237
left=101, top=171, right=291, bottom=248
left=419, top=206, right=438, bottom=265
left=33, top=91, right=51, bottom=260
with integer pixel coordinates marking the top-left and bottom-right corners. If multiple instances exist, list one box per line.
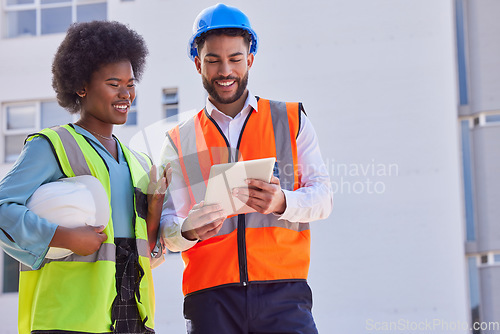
left=77, top=91, right=86, bottom=98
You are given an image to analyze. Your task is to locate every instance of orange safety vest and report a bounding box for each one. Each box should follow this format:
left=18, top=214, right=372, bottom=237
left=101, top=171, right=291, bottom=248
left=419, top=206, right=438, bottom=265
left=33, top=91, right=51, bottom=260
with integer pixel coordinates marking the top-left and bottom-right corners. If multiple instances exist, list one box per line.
left=168, top=97, right=310, bottom=296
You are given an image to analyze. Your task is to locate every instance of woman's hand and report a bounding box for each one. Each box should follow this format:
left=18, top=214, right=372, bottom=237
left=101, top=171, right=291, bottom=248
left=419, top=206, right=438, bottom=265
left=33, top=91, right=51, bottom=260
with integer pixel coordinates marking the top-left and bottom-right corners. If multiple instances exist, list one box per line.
left=146, top=163, right=171, bottom=252
left=50, top=225, right=108, bottom=256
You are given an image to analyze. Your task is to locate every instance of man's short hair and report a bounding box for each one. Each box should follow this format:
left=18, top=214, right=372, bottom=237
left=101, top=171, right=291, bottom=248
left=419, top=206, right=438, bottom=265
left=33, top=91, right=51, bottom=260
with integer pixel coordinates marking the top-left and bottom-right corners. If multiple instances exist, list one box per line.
left=195, top=28, right=252, bottom=56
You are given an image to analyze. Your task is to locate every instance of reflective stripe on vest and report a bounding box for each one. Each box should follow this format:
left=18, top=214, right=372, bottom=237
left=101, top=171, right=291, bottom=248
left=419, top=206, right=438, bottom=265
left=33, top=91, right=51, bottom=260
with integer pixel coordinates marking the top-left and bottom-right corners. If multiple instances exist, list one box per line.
left=119, top=140, right=155, bottom=329
left=19, top=238, right=151, bottom=272
left=168, top=98, right=310, bottom=296
left=20, top=124, right=155, bottom=333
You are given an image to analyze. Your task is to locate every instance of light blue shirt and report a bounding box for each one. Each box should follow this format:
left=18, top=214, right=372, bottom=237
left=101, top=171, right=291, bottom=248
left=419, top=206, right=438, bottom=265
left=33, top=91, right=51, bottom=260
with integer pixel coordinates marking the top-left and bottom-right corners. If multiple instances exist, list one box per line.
left=0, top=125, right=135, bottom=269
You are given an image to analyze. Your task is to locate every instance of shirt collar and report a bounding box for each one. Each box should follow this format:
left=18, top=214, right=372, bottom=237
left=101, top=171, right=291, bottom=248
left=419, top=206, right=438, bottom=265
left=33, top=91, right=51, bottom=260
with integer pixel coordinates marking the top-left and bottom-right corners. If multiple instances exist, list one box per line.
left=73, top=123, right=96, bottom=141
left=72, top=123, right=120, bottom=152
left=73, top=123, right=126, bottom=164
left=205, top=90, right=258, bottom=119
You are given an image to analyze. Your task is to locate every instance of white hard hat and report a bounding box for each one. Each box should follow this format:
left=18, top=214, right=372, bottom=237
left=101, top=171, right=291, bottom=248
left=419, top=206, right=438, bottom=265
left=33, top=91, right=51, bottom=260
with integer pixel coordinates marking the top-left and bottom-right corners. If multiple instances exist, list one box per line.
left=26, top=175, right=110, bottom=259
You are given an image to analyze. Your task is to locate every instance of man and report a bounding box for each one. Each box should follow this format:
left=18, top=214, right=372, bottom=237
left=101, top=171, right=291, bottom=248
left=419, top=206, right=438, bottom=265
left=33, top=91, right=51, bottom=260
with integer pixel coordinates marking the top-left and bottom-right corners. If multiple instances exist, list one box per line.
left=160, top=3, right=333, bottom=333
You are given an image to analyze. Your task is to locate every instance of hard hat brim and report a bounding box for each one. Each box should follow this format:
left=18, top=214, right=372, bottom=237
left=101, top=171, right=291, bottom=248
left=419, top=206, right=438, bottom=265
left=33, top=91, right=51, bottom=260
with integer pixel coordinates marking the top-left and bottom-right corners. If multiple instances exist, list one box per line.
left=188, top=25, right=258, bottom=61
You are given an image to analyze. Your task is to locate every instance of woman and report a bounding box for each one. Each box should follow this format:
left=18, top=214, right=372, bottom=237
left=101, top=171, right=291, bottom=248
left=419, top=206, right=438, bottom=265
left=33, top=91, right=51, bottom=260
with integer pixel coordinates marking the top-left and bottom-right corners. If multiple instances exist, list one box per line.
left=0, top=21, right=166, bottom=333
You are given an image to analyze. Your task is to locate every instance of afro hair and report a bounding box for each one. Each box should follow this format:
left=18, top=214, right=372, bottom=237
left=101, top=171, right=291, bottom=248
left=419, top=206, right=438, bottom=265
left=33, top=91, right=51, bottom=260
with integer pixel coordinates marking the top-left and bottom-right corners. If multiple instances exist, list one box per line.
left=52, top=21, right=148, bottom=114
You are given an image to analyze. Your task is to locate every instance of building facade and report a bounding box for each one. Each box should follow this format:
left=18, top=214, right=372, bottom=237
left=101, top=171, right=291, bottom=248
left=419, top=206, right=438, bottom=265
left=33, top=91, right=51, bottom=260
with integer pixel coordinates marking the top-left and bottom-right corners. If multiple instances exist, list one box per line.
left=457, top=0, right=500, bottom=333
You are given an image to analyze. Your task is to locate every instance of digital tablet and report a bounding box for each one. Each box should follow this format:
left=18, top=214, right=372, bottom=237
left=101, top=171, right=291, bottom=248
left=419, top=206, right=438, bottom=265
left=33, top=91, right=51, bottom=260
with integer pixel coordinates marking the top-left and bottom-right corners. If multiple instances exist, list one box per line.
left=204, top=157, right=276, bottom=216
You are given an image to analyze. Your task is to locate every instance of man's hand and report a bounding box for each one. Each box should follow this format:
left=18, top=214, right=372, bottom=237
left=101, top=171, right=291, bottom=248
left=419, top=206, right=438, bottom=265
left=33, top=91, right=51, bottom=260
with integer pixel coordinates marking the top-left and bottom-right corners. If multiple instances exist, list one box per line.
left=182, top=201, right=226, bottom=241
left=50, top=225, right=108, bottom=256
left=232, top=176, right=286, bottom=215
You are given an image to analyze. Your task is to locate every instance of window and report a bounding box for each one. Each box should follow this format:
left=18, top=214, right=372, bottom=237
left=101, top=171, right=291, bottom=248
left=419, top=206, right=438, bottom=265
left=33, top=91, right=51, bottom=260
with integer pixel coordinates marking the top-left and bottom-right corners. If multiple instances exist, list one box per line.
left=469, top=113, right=500, bottom=127
left=124, top=97, right=137, bottom=126
left=2, top=100, right=73, bottom=163
left=477, top=253, right=500, bottom=266
left=467, top=257, right=481, bottom=334
left=4, top=0, right=107, bottom=38
left=455, top=0, right=469, bottom=106
left=162, top=88, right=179, bottom=121
left=460, top=119, right=476, bottom=241
left=2, top=252, right=19, bottom=293
left=484, top=114, right=500, bottom=124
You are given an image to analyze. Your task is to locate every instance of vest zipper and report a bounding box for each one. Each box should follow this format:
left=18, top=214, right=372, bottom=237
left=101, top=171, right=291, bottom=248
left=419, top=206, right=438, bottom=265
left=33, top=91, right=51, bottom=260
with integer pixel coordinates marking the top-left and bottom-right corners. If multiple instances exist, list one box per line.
left=235, top=109, right=253, bottom=286
left=237, top=214, right=248, bottom=285
left=205, top=106, right=255, bottom=286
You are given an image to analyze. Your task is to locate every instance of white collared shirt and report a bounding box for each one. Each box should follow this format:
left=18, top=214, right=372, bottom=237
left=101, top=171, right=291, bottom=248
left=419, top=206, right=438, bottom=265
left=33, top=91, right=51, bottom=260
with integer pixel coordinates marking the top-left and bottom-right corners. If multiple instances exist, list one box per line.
left=160, top=91, right=333, bottom=252
left=205, top=94, right=257, bottom=161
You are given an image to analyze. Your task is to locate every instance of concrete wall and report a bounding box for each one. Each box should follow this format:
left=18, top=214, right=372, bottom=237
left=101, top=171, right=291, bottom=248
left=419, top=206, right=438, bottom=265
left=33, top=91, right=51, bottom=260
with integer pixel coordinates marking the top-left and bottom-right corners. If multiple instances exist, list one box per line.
left=0, top=0, right=469, bottom=333
left=465, top=0, right=500, bottom=114
left=472, top=126, right=500, bottom=253
left=479, top=266, right=500, bottom=333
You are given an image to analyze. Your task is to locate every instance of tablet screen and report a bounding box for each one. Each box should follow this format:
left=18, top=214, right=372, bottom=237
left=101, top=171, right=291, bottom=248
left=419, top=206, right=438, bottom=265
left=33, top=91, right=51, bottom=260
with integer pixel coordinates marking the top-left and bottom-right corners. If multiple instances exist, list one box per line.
left=204, top=157, right=276, bottom=216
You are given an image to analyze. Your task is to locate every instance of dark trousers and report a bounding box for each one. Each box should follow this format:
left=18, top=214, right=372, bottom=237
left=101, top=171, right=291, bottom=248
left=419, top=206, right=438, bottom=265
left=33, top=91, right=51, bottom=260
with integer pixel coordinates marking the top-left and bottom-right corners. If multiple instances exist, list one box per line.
left=184, top=281, right=318, bottom=334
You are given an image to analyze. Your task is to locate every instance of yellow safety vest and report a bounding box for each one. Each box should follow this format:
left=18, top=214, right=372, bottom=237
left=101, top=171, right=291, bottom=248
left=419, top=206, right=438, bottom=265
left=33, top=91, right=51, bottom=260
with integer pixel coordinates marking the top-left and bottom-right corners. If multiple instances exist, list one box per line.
left=20, top=124, right=155, bottom=333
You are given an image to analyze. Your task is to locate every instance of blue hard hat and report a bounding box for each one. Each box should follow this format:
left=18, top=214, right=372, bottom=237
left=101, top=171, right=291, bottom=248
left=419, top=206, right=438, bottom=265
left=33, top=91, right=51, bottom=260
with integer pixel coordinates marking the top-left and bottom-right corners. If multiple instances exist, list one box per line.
left=188, top=3, right=258, bottom=61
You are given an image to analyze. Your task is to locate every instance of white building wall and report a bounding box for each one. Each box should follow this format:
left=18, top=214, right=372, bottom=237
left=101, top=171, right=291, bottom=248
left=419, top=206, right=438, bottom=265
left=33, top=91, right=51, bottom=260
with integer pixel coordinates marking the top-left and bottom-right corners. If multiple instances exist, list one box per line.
left=0, top=0, right=468, bottom=333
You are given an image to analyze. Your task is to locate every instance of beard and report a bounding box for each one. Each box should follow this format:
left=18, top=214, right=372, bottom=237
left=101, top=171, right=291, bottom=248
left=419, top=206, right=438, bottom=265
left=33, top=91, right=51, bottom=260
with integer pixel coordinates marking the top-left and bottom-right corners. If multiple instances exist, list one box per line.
left=202, top=71, right=249, bottom=105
